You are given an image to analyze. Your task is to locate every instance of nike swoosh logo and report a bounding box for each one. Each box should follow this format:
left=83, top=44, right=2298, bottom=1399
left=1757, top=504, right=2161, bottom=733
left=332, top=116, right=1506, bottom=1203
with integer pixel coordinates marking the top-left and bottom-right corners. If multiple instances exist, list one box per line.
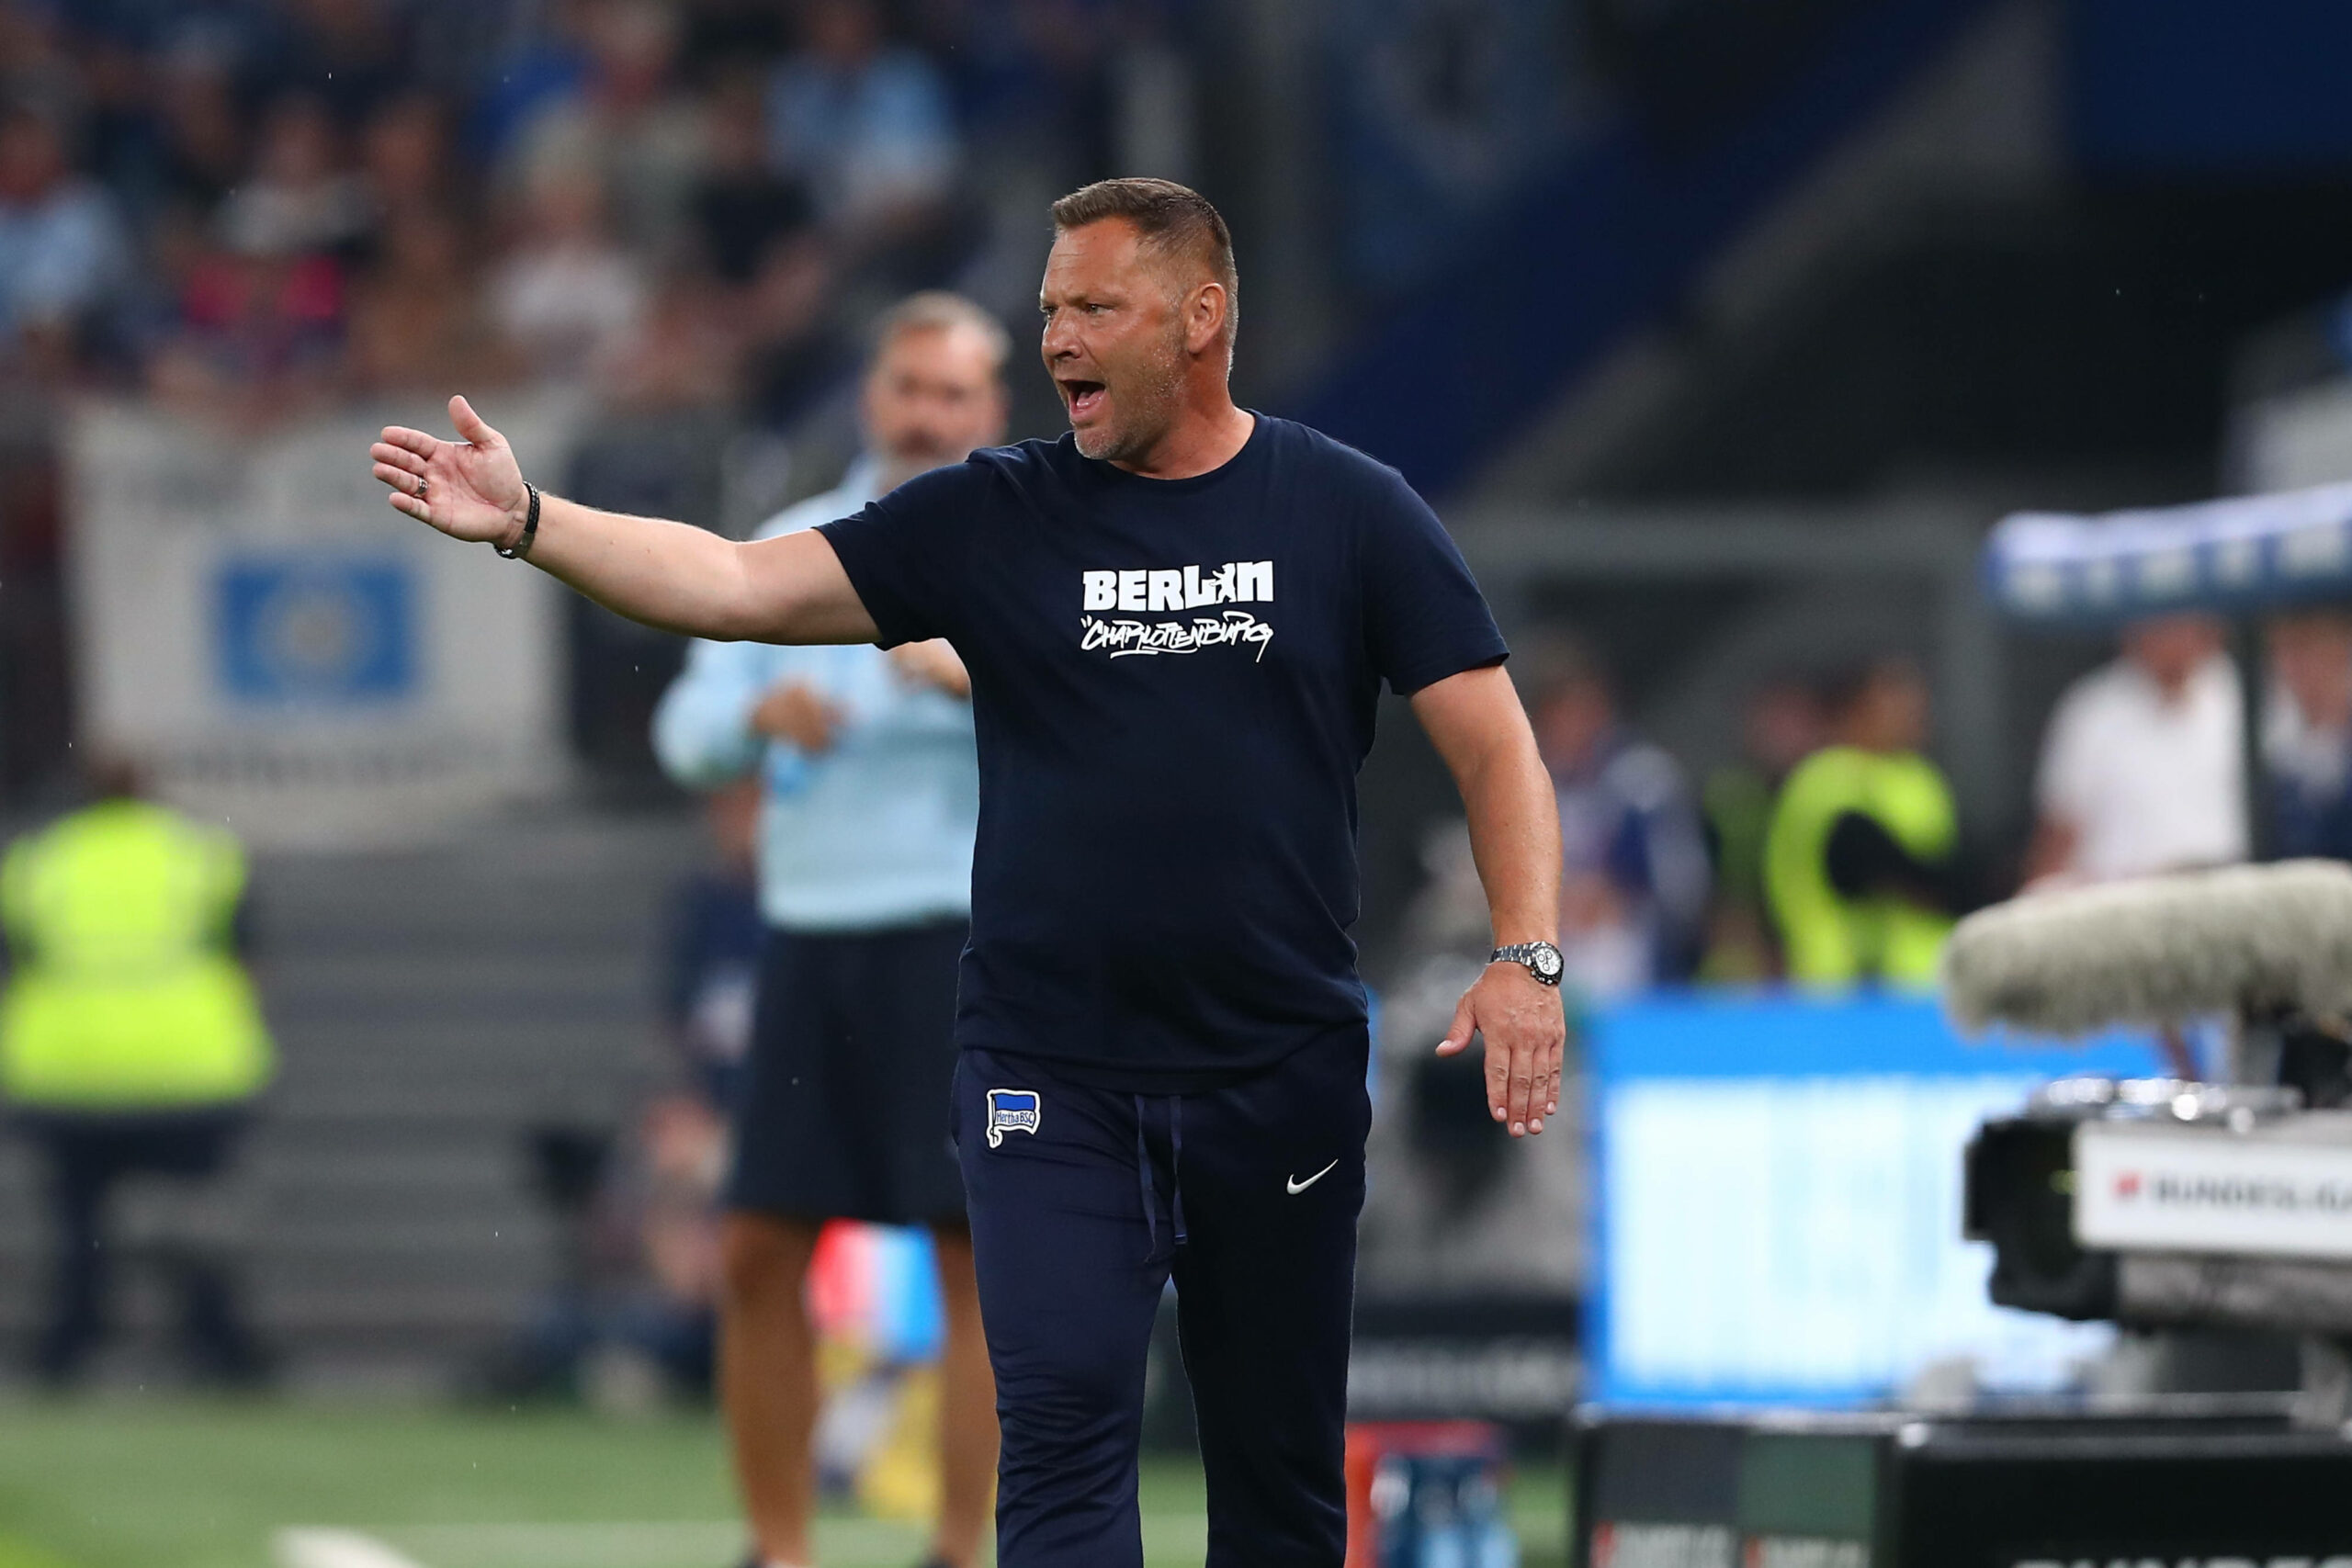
left=1286, top=1159, right=1339, bottom=1195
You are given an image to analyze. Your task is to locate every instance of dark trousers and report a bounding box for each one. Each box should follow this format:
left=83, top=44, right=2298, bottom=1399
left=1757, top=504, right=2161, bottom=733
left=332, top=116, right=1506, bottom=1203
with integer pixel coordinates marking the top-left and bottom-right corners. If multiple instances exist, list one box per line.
left=17, top=1107, right=266, bottom=1385
left=954, top=1034, right=1370, bottom=1568
left=727, top=919, right=968, bottom=1224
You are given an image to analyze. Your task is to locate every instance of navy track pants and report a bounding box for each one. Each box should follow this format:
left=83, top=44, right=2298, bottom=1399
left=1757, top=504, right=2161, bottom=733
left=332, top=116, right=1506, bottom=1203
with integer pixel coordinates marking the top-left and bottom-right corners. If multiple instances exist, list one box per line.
left=954, top=1035, right=1371, bottom=1568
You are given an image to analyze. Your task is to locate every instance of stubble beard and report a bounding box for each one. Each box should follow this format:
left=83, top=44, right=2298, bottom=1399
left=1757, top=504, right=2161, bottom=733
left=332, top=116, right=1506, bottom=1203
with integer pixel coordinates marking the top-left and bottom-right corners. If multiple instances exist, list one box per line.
left=1072, top=331, right=1186, bottom=466
left=1073, top=421, right=1142, bottom=464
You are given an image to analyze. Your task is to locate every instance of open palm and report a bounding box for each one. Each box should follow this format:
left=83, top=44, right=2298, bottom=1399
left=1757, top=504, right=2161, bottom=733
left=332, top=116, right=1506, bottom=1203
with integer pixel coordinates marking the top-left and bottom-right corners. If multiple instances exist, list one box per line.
left=369, top=395, right=528, bottom=547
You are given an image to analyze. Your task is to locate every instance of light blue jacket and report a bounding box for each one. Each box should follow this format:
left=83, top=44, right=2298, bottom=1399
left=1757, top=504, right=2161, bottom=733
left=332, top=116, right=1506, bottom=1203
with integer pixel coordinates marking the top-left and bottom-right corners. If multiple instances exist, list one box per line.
left=650, top=462, right=978, bottom=933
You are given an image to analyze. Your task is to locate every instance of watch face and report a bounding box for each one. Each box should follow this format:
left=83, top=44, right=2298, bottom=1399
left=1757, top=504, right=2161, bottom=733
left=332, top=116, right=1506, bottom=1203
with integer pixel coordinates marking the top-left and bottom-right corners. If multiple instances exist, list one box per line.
left=1532, top=945, right=1563, bottom=978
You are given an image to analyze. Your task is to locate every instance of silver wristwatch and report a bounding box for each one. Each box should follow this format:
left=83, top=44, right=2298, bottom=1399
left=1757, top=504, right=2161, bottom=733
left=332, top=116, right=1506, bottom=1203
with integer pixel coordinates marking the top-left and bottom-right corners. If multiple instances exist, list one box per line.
left=1491, top=941, right=1565, bottom=987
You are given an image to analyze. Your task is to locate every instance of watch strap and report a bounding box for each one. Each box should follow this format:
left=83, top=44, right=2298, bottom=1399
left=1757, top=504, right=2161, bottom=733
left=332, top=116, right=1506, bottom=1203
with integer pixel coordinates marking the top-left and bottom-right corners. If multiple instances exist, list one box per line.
left=1491, top=941, right=1565, bottom=986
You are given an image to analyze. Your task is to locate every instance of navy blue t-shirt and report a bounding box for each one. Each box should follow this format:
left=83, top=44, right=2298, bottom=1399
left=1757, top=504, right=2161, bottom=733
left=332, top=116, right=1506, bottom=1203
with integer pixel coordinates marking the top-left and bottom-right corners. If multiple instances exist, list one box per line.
left=818, top=414, right=1506, bottom=1088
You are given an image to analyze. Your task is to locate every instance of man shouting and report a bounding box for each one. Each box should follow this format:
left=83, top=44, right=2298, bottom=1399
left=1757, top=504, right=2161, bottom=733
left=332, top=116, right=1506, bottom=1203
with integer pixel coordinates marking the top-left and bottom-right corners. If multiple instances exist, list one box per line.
left=369, top=177, right=1564, bottom=1568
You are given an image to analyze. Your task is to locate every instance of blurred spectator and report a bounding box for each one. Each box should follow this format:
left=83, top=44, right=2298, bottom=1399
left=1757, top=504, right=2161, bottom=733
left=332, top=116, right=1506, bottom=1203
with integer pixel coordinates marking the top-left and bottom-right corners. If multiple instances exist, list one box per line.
left=1520, top=631, right=1709, bottom=997
left=466, top=0, right=594, bottom=164
left=0, top=6, right=80, bottom=118
left=505, top=0, right=708, bottom=255
left=1698, top=676, right=1825, bottom=982
left=344, top=203, right=515, bottom=395
left=1000, top=0, right=1119, bottom=179
left=2026, top=613, right=2245, bottom=886
left=694, top=70, right=818, bottom=287
left=273, top=0, right=407, bottom=126
left=1, top=758, right=274, bottom=1388
left=600, top=265, right=741, bottom=412
left=0, top=102, right=130, bottom=371
left=738, top=231, right=846, bottom=428
left=145, top=228, right=345, bottom=422
left=1764, top=658, right=1959, bottom=990
left=681, top=0, right=793, bottom=70
left=77, top=36, right=168, bottom=218
left=357, top=91, right=460, bottom=235
left=488, top=165, right=649, bottom=382
left=147, top=62, right=249, bottom=220
left=141, top=89, right=363, bottom=416
left=659, top=777, right=765, bottom=1110
left=766, top=0, right=959, bottom=254
left=2267, top=609, right=2352, bottom=863
left=214, top=94, right=369, bottom=261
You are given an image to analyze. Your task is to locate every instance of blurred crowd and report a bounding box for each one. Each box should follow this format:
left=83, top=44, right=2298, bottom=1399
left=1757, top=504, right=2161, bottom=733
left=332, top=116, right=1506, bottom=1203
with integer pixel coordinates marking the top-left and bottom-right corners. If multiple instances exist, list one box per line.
left=1391, top=607, right=2352, bottom=1009
left=0, top=0, right=1146, bottom=423
left=1363, top=605, right=2352, bottom=1298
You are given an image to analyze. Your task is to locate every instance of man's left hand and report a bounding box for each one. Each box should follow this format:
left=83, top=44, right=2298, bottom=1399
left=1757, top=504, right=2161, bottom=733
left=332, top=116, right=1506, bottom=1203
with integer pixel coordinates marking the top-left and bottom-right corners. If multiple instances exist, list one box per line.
left=1437, top=962, right=1566, bottom=1137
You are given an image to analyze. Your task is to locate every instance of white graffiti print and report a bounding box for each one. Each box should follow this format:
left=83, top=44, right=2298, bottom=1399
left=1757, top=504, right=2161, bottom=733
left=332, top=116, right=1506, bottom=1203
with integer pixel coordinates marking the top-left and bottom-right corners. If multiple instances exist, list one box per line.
left=1080, top=610, right=1275, bottom=661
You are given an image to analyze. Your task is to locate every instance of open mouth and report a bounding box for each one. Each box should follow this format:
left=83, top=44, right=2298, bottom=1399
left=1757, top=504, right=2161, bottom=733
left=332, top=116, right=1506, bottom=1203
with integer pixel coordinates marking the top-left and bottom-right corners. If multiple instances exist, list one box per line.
left=1060, top=379, right=1107, bottom=421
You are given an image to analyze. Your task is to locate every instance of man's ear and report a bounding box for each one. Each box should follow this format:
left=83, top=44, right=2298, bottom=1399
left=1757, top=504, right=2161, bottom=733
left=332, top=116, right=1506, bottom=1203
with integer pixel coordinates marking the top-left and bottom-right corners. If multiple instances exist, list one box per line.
left=1186, top=282, right=1228, bottom=356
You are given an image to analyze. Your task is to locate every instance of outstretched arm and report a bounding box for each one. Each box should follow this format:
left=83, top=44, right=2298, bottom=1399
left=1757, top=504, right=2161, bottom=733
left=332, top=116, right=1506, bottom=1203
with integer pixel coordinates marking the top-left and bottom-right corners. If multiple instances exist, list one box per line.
left=1411, top=661, right=1566, bottom=1138
left=369, top=396, right=878, bottom=645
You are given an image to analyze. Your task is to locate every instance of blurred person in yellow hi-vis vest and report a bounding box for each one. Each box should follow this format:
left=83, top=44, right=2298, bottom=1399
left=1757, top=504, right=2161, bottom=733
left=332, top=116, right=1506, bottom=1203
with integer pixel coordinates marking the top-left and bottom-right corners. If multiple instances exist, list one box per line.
left=1764, top=659, right=1962, bottom=990
left=1, top=757, right=274, bottom=1387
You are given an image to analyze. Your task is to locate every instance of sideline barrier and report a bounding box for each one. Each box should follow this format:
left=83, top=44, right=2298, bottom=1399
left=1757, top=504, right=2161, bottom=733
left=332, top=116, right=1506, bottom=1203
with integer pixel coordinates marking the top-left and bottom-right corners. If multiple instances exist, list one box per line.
left=1571, top=1410, right=2352, bottom=1568
left=1588, top=993, right=2154, bottom=1408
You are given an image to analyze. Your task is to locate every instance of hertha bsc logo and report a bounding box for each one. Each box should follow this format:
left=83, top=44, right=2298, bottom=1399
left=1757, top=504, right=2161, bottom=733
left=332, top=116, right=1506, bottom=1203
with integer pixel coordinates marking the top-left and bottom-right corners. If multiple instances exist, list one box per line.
left=985, top=1088, right=1042, bottom=1149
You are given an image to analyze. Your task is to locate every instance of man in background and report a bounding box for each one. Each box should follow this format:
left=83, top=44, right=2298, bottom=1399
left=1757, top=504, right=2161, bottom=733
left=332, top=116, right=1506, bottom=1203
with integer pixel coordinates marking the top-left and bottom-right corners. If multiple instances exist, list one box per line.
left=1520, top=632, right=1709, bottom=997
left=651, top=291, right=1004, bottom=1568
left=2266, top=609, right=2352, bottom=863
left=2027, top=612, right=2245, bottom=886
left=1698, top=677, right=1826, bottom=982
left=1, top=758, right=274, bottom=1387
left=1764, top=658, right=1960, bottom=989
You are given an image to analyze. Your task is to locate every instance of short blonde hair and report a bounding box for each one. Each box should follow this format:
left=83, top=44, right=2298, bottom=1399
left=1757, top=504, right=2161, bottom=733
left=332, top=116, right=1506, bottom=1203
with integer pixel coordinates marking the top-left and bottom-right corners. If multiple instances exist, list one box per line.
left=874, top=290, right=1012, bottom=376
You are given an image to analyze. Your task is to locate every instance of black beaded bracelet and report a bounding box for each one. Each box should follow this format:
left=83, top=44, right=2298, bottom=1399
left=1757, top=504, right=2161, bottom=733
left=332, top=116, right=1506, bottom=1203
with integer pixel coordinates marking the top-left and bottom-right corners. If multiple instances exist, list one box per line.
left=494, top=482, right=540, bottom=560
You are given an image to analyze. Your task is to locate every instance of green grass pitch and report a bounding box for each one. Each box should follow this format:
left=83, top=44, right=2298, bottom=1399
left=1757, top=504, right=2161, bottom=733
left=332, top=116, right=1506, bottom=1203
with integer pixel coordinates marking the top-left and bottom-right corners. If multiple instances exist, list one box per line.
left=0, top=1401, right=1570, bottom=1568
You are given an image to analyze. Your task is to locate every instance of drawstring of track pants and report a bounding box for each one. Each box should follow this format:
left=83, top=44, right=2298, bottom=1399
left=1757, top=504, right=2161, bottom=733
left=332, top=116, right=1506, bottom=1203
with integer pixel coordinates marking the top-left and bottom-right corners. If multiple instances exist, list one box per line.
left=1170, top=1096, right=1185, bottom=1247
left=1133, top=1094, right=1188, bottom=1258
